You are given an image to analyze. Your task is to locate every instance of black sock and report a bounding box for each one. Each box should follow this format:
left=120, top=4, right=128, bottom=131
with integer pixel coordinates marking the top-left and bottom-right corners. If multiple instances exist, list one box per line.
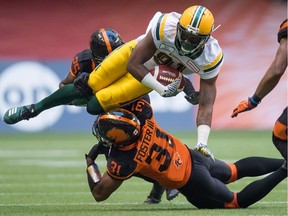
left=237, top=167, right=287, bottom=208
left=148, top=183, right=165, bottom=200
left=235, top=157, right=284, bottom=179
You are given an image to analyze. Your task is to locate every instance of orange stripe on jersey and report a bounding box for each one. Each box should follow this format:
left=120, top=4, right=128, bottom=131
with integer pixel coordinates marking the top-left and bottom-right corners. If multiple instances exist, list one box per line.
left=100, top=28, right=112, bottom=54
left=225, top=192, right=239, bottom=208
left=69, top=68, right=76, bottom=78
left=273, top=120, right=288, bottom=141
left=279, top=20, right=288, bottom=31
left=226, top=163, right=238, bottom=183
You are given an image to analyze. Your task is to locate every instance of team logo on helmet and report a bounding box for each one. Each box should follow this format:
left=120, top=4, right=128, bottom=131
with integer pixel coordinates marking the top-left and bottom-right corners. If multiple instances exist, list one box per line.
left=92, top=108, right=140, bottom=147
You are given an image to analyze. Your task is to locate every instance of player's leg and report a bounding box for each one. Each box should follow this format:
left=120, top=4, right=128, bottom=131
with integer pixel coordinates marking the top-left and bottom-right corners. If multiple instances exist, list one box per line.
left=3, top=84, right=82, bottom=124
left=179, top=150, right=235, bottom=208
left=236, top=166, right=287, bottom=208
left=210, top=157, right=284, bottom=183
left=88, top=40, right=137, bottom=92
left=3, top=41, right=137, bottom=124
left=180, top=150, right=287, bottom=209
left=89, top=73, right=152, bottom=114
left=144, top=182, right=165, bottom=204
left=272, top=107, right=287, bottom=160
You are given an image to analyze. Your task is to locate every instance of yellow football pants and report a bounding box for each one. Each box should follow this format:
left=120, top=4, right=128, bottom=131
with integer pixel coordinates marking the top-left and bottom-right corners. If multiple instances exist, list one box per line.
left=87, top=40, right=152, bottom=111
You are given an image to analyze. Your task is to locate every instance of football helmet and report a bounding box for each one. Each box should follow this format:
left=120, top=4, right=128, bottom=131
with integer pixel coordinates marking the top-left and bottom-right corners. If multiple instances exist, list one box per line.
left=175, top=5, right=214, bottom=57
left=90, top=28, right=124, bottom=65
left=92, top=108, right=141, bottom=147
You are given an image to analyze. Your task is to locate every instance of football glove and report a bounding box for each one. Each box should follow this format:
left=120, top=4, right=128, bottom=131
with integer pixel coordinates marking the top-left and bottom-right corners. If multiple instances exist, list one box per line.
left=193, top=143, right=215, bottom=161
left=86, top=141, right=110, bottom=162
left=161, top=76, right=182, bottom=97
left=231, top=97, right=260, bottom=118
left=185, top=91, right=200, bottom=105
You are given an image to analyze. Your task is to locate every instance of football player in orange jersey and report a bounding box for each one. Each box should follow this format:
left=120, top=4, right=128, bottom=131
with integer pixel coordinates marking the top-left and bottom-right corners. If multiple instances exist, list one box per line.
left=85, top=97, right=286, bottom=208
left=58, top=28, right=179, bottom=203
left=232, top=19, right=287, bottom=164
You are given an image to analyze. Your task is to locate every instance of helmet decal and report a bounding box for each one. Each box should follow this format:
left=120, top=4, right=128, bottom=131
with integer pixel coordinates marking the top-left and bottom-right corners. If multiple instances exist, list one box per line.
left=92, top=108, right=140, bottom=147
left=176, top=5, right=214, bottom=57
left=190, top=6, right=206, bottom=32
left=89, top=28, right=124, bottom=65
left=106, top=127, right=131, bottom=144
left=100, top=28, right=112, bottom=54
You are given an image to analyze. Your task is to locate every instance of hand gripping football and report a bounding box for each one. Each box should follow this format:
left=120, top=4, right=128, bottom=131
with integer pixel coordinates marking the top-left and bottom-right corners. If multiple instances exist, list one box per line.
left=150, top=65, right=186, bottom=91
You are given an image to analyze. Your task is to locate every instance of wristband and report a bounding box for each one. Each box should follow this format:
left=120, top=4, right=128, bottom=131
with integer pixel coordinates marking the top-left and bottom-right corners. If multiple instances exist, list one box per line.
left=250, top=94, right=262, bottom=105
left=86, top=163, right=101, bottom=191
left=197, top=125, right=211, bottom=146
left=141, top=72, right=166, bottom=95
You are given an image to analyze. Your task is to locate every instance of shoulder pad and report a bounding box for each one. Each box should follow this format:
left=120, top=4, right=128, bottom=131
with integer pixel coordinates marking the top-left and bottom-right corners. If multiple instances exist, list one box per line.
left=106, top=148, right=137, bottom=180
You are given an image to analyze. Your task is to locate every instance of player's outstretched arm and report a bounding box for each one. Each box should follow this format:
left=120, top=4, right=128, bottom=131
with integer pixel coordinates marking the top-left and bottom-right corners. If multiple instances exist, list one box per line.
left=231, top=37, right=287, bottom=118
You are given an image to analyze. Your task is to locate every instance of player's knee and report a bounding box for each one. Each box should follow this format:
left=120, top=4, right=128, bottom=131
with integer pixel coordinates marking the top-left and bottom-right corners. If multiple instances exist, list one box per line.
left=224, top=193, right=240, bottom=208
left=86, top=96, right=104, bottom=115
left=74, top=72, right=93, bottom=97
left=272, top=135, right=287, bottom=160
left=226, top=163, right=238, bottom=183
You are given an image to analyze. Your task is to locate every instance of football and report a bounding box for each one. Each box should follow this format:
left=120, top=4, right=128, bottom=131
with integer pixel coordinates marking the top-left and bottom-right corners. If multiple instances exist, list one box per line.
left=150, top=65, right=186, bottom=91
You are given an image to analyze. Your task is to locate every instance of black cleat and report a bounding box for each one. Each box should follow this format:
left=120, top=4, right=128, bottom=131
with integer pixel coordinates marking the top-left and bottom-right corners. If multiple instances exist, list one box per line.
left=166, top=189, right=180, bottom=201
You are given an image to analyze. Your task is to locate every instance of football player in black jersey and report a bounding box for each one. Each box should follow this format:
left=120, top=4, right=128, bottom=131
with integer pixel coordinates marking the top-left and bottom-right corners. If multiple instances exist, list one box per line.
left=232, top=19, right=287, bottom=166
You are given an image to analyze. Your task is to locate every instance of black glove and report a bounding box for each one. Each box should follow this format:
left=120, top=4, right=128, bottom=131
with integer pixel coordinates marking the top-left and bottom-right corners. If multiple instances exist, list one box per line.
left=86, top=141, right=110, bottom=161
left=185, top=91, right=200, bottom=105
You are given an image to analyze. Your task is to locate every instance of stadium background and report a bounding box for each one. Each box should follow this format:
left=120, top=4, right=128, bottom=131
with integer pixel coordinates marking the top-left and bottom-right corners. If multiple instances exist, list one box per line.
left=0, top=0, right=287, bottom=133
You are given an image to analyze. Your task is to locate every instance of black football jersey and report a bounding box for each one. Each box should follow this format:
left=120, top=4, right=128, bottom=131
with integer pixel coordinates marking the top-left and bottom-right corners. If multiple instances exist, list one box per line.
left=70, top=49, right=95, bottom=77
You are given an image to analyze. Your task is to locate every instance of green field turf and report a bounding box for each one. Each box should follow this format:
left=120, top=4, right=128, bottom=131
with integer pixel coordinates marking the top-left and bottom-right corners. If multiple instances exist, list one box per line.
left=0, top=130, right=287, bottom=216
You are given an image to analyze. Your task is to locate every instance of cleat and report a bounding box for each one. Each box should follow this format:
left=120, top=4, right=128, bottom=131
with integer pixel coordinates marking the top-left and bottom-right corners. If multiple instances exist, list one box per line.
left=193, top=143, right=215, bottom=161
left=3, top=104, right=38, bottom=124
left=166, top=189, right=179, bottom=201
left=143, top=197, right=161, bottom=204
left=282, top=161, right=287, bottom=172
left=143, top=184, right=164, bottom=204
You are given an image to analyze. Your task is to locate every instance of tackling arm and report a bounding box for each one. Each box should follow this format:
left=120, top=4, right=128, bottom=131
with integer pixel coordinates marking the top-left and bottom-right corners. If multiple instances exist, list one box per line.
left=85, top=156, right=123, bottom=202
left=90, top=172, right=123, bottom=202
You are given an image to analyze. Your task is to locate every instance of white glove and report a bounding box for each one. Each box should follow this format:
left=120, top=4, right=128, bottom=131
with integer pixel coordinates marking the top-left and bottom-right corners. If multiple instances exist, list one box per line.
left=161, top=76, right=182, bottom=97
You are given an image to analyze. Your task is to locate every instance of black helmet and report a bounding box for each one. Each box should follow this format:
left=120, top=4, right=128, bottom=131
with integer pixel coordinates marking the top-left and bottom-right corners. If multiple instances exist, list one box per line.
left=90, top=28, right=124, bottom=65
left=92, top=108, right=140, bottom=148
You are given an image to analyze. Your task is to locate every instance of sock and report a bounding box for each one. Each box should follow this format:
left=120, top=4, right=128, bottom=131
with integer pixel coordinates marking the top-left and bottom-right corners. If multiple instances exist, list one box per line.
left=237, top=167, right=287, bottom=208
left=86, top=96, right=104, bottom=115
left=235, top=157, right=284, bottom=179
left=148, top=183, right=165, bottom=201
left=34, top=84, right=82, bottom=114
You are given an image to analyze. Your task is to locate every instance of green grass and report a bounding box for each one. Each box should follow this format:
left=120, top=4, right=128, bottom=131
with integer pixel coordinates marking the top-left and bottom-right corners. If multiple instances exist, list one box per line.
left=0, top=131, right=287, bottom=216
